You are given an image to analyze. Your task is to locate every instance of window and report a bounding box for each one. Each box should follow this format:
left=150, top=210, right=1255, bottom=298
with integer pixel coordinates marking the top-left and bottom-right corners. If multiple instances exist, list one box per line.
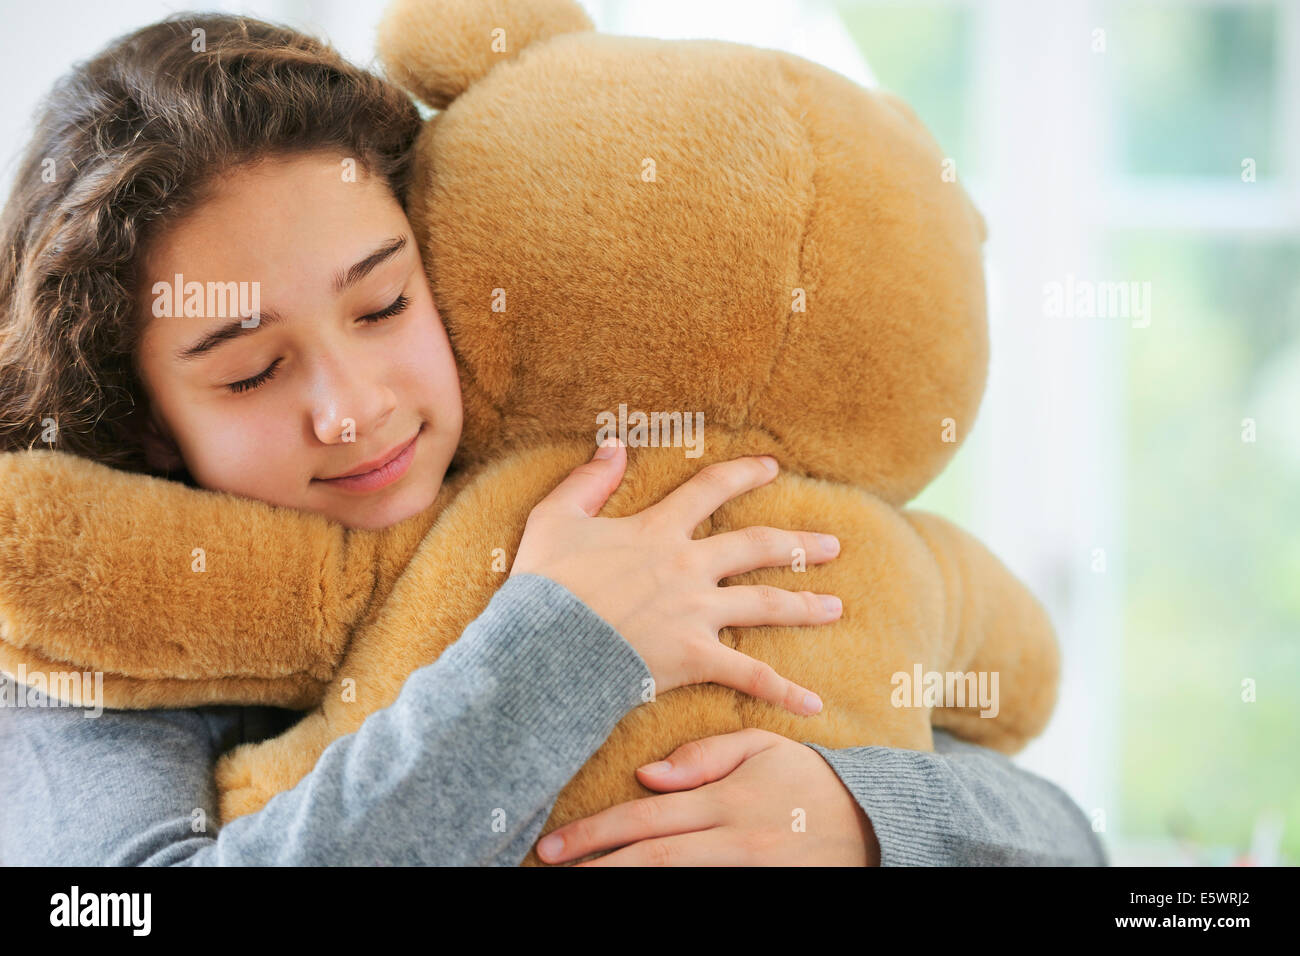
left=831, top=0, right=1300, bottom=864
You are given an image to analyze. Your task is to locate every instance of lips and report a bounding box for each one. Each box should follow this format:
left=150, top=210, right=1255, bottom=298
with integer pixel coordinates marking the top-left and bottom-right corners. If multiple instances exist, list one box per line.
left=319, top=427, right=421, bottom=481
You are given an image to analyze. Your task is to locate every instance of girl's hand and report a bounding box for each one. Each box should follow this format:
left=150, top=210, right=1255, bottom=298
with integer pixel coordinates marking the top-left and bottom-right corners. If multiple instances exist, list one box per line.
left=510, top=441, right=842, bottom=716
left=534, top=728, right=880, bottom=866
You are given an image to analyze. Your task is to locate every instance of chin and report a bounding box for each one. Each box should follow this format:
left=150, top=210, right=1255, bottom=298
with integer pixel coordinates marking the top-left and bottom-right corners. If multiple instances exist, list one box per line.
left=352, top=479, right=439, bottom=531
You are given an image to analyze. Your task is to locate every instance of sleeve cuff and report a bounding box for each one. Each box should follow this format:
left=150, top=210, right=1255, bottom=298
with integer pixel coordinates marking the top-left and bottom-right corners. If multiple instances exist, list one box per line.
left=805, top=741, right=958, bottom=866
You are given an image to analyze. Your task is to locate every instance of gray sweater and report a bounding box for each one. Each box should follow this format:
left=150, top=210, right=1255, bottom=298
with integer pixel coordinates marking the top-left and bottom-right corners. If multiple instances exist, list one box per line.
left=0, top=573, right=1106, bottom=866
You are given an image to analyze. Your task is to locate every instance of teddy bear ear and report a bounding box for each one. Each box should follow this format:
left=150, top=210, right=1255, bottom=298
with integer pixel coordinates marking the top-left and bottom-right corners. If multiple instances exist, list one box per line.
left=377, top=0, right=595, bottom=110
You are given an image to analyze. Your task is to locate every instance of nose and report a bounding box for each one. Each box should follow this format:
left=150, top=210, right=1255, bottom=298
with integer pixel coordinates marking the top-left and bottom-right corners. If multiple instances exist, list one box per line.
left=309, top=346, right=395, bottom=446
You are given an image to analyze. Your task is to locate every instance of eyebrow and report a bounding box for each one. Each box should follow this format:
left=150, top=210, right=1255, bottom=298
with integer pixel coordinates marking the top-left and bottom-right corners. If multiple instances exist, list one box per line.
left=173, top=235, right=409, bottom=362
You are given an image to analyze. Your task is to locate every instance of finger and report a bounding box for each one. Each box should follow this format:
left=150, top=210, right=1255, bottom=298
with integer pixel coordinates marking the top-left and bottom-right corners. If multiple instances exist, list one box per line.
left=711, top=584, right=842, bottom=627
left=535, top=790, right=720, bottom=864
left=702, top=644, right=823, bottom=715
left=535, top=439, right=626, bottom=517
left=574, top=829, right=744, bottom=867
left=642, top=456, right=778, bottom=533
left=698, top=526, right=840, bottom=580
left=635, top=728, right=778, bottom=791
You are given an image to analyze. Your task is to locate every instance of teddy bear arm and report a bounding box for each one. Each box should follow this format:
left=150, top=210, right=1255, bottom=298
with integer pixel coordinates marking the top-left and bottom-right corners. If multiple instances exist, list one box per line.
left=901, top=510, right=1061, bottom=754
left=0, top=448, right=398, bottom=709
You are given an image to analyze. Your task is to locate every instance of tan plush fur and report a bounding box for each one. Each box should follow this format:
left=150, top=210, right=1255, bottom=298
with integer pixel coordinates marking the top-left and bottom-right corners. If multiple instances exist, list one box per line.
left=0, top=0, right=1059, bottom=865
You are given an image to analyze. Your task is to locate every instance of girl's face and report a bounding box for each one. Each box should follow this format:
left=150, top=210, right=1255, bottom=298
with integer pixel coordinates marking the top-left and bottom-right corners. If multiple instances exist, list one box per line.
left=133, top=150, right=463, bottom=531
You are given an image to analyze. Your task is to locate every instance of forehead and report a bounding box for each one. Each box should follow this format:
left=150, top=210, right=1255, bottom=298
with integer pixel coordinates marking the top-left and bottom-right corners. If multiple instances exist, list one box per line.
left=142, top=151, right=401, bottom=277
left=136, top=152, right=407, bottom=342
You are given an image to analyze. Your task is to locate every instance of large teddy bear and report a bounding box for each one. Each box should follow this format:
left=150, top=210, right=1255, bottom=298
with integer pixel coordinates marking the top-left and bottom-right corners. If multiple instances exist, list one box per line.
left=0, top=0, right=1059, bottom=864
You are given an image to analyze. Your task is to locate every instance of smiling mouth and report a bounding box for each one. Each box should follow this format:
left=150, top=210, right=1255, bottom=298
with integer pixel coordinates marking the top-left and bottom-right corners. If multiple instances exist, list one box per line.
left=315, top=424, right=423, bottom=489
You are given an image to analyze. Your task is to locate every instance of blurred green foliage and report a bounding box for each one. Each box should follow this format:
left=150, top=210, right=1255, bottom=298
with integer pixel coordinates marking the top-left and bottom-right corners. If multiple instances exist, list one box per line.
left=1106, top=233, right=1300, bottom=861
left=1105, top=2, right=1278, bottom=178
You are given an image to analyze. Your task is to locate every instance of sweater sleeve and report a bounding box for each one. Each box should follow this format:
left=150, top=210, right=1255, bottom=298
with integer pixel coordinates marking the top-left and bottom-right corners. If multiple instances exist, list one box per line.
left=0, top=573, right=651, bottom=866
left=804, top=733, right=1109, bottom=866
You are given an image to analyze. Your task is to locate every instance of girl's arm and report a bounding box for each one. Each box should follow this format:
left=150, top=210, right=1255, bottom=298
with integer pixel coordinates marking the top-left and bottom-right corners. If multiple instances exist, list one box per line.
left=807, top=733, right=1109, bottom=865
left=0, top=573, right=649, bottom=866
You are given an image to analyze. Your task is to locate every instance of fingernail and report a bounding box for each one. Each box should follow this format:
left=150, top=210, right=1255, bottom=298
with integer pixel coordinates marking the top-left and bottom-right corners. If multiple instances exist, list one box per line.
left=803, top=692, right=823, bottom=714
left=639, top=760, right=673, bottom=775
left=594, top=437, right=619, bottom=460
left=538, top=833, right=564, bottom=859
left=818, top=534, right=840, bottom=556
left=820, top=595, right=842, bottom=615
left=760, top=456, right=778, bottom=474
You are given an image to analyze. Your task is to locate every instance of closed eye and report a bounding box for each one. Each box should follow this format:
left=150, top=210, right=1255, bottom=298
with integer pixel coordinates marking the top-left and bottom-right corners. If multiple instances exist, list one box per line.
left=226, top=358, right=282, bottom=394
left=359, top=292, right=410, bottom=323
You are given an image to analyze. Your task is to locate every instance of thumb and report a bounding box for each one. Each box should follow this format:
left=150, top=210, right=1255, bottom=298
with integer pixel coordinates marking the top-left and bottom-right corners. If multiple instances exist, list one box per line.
left=635, top=730, right=775, bottom=791
left=543, top=438, right=626, bottom=517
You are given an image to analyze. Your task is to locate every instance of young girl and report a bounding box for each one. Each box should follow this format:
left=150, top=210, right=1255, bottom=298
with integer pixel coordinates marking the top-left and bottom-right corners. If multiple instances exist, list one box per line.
left=0, top=13, right=1105, bottom=866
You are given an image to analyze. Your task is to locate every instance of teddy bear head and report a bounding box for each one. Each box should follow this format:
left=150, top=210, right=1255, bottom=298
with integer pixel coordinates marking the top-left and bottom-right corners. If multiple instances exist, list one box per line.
left=378, top=0, right=988, bottom=506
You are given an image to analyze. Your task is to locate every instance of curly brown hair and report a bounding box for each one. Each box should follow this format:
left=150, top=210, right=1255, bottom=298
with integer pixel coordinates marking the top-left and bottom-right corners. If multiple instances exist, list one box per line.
left=0, top=12, right=422, bottom=481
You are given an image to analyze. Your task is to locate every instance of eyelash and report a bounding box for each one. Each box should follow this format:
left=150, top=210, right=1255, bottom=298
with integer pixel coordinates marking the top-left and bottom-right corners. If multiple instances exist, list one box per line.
left=225, top=293, right=411, bottom=394
left=360, top=292, right=410, bottom=324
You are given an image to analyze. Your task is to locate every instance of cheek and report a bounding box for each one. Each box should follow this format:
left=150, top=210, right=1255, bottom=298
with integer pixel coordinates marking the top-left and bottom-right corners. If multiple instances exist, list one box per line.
left=398, top=306, right=462, bottom=409
left=181, top=408, right=299, bottom=490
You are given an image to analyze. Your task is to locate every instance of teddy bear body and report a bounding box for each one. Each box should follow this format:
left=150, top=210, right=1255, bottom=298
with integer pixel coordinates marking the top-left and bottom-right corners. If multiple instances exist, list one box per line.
left=213, top=432, right=1057, bottom=866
